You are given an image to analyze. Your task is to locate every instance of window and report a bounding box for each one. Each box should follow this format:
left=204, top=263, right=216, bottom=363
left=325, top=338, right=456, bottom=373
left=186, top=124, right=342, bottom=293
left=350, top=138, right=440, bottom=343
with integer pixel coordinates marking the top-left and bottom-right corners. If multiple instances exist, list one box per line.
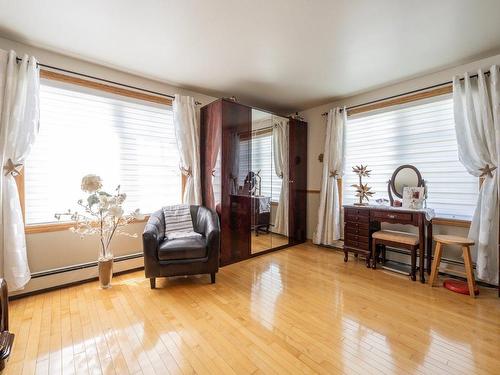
left=24, top=78, right=181, bottom=225
left=239, top=132, right=282, bottom=202
left=343, top=95, right=478, bottom=220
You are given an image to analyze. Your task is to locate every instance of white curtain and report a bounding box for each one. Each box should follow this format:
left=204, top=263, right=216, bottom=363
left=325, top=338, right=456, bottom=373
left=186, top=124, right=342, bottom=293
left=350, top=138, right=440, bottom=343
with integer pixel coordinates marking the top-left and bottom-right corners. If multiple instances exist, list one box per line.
left=313, top=108, right=346, bottom=245
left=173, top=94, right=202, bottom=205
left=273, top=119, right=289, bottom=236
left=453, top=66, right=499, bottom=285
left=0, top=50, right=40, bottom=291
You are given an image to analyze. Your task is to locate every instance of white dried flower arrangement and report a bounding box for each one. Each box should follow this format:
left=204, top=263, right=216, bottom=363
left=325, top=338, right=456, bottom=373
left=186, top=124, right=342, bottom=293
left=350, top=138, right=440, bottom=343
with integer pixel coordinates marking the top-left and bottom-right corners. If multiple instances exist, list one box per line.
left=55, top=174, right=144, bottom=260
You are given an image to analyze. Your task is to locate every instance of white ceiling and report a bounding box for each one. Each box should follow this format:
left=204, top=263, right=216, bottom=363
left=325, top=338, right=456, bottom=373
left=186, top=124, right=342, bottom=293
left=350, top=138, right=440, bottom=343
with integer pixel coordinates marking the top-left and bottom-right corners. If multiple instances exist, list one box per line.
left=1, top=0, right=500, bottom=113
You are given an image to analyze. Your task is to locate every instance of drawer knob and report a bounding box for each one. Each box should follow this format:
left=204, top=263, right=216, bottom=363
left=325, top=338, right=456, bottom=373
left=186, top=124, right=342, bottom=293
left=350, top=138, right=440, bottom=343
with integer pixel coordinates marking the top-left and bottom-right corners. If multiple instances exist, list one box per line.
left=388, top=214, right=396, bottom=219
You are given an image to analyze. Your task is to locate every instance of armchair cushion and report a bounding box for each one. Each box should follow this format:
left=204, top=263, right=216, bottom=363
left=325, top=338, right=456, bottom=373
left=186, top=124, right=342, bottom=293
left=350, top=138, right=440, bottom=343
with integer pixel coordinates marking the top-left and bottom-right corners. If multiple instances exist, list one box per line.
left=158, top=235, right=207, bottom=261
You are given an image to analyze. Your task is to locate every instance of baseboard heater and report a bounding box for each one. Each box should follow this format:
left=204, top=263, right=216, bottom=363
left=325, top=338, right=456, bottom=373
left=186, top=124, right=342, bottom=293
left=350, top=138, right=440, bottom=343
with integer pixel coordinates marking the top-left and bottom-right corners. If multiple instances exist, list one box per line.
left=329, top=242, right=496, bottom=288
left=10, top=252, right=144, bottom=300
left=30, top=252, right=144, bottom=279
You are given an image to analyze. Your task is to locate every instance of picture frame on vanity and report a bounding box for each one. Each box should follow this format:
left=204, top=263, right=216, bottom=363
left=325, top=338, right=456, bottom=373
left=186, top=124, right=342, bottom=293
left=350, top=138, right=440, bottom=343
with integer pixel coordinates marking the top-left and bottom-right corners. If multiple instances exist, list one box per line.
left=402, top=186, right=425, bottom=209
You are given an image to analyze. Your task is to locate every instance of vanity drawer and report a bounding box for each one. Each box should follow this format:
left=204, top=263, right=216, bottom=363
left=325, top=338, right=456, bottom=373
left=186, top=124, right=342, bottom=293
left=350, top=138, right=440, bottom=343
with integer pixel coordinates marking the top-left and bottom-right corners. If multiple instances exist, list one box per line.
left=371, top=210, right=413, bottom=223
left=345, top=225, right=369, bottom=236
left=344, top=208, right=369, bottom=217
left=345, top=213, right=370, bottom=223
left=344, top=239, right=369, bottom=251
left=345, top=233, right=369, bottom=244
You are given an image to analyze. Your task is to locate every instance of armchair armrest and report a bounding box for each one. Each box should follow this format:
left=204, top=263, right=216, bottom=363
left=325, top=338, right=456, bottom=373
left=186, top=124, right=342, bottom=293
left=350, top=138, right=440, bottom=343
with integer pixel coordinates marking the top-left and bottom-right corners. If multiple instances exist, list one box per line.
left=205, top=215, right=220, bottom=255
left=142, top=210, right=164, bottom=261
left=194, top=206, right=220, bottom=258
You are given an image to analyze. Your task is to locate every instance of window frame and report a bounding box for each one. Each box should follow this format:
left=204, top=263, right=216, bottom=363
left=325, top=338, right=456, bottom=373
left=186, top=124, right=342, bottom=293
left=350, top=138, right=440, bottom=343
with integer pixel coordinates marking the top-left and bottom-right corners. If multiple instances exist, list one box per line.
left=337, top=84, right=475, bottom=228
left=20, top=69, right=184, bottom=234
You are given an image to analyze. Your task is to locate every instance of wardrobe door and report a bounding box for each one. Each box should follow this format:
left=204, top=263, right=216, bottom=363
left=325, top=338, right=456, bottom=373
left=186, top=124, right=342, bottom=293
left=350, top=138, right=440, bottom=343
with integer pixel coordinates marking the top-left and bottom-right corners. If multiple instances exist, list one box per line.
left=288, top=119, right=308, bottom=244
left=249, top=109, right=273, bottom=254
left=220, top=100, right=251, bottom=265
left=270, top=115, right=290, bottom=249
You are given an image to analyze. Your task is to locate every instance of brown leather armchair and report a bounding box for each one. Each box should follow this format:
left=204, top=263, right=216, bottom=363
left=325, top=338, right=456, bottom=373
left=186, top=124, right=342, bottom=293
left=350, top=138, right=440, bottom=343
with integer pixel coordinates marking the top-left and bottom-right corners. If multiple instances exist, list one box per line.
left=142, top=205, right=220, bottom=288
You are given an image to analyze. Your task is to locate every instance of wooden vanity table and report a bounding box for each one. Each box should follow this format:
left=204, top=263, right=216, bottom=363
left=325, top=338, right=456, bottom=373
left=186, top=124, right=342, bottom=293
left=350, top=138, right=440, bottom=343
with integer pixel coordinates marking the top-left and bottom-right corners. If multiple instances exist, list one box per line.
left=343, top=205, right=433, bottom=282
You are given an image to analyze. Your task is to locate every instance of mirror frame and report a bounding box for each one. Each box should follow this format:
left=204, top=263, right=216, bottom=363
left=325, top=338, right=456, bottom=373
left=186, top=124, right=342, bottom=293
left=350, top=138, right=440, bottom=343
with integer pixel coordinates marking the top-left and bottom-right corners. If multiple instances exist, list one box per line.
left=388, top=164, right=424, bottom=205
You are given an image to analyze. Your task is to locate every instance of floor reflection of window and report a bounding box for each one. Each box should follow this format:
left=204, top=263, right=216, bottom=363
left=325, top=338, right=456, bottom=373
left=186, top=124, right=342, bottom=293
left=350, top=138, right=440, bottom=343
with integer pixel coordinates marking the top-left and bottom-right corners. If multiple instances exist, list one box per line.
left=251, top=263, right=283, bottom=330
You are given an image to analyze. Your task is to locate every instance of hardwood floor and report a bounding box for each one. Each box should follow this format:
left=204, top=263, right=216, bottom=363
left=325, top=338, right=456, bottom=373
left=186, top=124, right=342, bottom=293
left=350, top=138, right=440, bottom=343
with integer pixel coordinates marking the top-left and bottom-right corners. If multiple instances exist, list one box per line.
left=5, top=242, right=500, bottom=374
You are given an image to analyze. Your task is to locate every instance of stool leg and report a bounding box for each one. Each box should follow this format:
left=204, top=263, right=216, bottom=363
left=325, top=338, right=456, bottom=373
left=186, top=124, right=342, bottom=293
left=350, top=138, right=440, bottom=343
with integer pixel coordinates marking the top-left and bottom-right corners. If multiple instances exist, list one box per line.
left=410, top=246, right=417, bottom=281
left=419, top=241, right=425, bottom=284
left=462, top=246, right=477, bottom=298
left=429, top=242, right=442, bottom=287
left=371, top=239, right=377, bottom=269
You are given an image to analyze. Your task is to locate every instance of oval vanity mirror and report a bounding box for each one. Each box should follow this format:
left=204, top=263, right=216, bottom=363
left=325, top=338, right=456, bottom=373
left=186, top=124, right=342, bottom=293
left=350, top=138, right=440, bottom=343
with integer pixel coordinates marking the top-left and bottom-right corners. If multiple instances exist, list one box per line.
left=388, top=164, right=424, bottom=205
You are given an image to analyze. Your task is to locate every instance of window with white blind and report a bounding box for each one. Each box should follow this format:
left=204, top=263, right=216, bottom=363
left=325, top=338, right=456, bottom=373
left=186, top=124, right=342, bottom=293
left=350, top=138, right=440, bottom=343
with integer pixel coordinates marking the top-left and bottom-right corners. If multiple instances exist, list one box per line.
left=239, top=132, right=282, bottom=201
left=343, top=95, right=478, bottom=220
left=24, top=79, right=182, bottom=225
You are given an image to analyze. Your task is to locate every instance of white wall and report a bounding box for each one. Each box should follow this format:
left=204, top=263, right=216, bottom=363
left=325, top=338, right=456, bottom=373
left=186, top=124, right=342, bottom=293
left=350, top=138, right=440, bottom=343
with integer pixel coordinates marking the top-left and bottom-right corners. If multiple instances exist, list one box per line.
left=300, top=52, right=500, bottom=279
left=0, top=37, right=217, bottom=295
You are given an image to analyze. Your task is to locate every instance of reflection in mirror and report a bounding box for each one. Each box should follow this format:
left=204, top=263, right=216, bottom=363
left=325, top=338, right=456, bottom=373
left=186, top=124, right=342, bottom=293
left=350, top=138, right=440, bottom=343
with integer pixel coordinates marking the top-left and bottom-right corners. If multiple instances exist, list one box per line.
left=229, top=130, right=243, bottom=195
left=250, top=109, right=273, bottom=254
left=249, top=110, right=290, bottom=255
left=388, top=164, right=424, bottom=206
left=270, top=114, right=289, bottom=250
left=393, top=167, right=419, bottom=196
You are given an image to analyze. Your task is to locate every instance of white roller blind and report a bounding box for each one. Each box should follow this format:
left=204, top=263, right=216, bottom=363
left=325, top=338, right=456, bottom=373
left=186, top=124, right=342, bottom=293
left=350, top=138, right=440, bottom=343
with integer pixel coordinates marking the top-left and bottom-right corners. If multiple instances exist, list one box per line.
left=343, top=95, right=478, bottom=219
left=25, top=79, right=182, bottom=225
left=239, top=132, right=282, bottom=201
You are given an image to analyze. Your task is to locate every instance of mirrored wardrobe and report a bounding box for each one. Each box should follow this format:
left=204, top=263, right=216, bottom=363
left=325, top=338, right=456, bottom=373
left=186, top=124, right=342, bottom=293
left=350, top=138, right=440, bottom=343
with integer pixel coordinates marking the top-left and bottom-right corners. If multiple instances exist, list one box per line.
left=200, top=99, right=307, bottom=266
left=248, top=109, right=290, bottom=254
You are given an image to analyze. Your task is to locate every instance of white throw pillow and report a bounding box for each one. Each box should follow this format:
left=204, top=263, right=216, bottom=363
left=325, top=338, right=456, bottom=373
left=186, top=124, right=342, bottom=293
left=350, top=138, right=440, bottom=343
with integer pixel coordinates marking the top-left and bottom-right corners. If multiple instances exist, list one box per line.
left=162, top=204, right=197, bottom=239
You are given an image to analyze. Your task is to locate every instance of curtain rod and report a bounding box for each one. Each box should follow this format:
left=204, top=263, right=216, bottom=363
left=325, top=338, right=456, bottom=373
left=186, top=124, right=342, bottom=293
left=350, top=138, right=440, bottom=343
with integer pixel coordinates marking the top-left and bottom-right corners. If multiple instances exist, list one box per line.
left=15, top=57, right=202, bottom=105
left=321, top=70, right=491, bottom=116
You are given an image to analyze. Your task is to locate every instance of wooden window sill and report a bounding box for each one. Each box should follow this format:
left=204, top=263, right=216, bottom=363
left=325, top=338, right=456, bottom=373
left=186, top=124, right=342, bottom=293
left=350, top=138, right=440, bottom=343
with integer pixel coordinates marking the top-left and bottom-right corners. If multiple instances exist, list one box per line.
left=25, top=216, right=150, bottom=234
left=432, top=217, right=471, bottom=228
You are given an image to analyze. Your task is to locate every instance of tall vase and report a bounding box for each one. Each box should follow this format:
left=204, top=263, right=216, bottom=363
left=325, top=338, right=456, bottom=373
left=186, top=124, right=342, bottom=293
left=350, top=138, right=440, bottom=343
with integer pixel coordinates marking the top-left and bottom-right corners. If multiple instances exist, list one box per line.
left=98, top=246, right=114, bottom=289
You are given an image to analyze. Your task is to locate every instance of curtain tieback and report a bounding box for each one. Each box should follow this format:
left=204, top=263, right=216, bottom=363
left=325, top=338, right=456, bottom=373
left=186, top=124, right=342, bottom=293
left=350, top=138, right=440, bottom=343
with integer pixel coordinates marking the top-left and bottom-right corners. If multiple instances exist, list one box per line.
left=329, top=170, right=338, bottom=179
left=3, top=158, right=23, bottom=177
left=479, top=164, right=497, bottom=178
left=229, top=174, right=238, bottom=181
left=180, top=166, right=192, bottom=177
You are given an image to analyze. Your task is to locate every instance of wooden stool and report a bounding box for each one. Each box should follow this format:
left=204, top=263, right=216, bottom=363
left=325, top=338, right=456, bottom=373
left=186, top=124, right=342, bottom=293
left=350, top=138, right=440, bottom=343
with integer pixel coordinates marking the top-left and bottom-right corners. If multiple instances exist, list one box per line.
left=429, top=235, right=477, bottom=298
left=372, top=230, right=421, bottom=282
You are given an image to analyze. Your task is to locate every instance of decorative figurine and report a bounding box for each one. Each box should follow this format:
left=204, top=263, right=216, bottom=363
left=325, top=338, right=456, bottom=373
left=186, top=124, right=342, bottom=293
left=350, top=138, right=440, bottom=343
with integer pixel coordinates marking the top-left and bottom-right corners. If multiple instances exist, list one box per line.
left=351, top=164, right=374, bottom=205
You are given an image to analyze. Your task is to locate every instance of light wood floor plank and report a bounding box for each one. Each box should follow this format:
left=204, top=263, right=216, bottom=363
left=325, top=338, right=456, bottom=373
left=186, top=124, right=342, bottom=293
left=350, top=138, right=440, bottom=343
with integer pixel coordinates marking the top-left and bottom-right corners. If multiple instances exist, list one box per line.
left=4, top=242, right=500, bottom=374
